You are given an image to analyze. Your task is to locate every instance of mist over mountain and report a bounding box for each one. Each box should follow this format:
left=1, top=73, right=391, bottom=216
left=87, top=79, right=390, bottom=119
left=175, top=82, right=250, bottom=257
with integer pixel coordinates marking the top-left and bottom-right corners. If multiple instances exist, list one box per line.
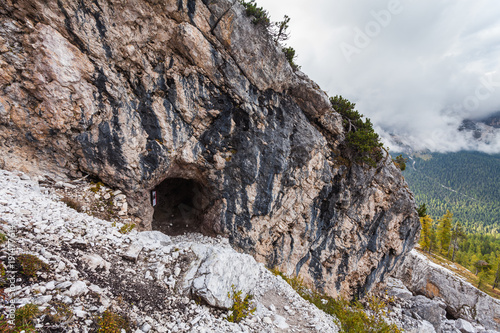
left=477, top=111, right=500, bottom=128
left=382, top=110, right=500, bottom=154
left=255, top=1, right=500, bottom=155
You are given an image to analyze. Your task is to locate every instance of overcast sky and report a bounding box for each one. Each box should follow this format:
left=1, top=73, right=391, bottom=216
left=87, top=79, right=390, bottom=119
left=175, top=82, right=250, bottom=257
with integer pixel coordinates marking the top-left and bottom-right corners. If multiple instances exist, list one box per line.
left=257, top=0, right=500, bottom=153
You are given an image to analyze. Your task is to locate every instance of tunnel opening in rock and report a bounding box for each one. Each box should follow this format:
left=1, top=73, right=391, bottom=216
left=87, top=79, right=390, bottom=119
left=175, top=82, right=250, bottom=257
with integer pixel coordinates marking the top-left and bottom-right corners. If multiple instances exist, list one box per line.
left=152, top=177, right=215, bottom=236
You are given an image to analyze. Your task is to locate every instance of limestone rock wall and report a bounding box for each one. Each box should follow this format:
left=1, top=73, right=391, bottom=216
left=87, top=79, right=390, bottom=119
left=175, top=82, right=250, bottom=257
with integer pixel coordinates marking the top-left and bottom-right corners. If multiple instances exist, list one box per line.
left=0, top=0, right=419, bottom=297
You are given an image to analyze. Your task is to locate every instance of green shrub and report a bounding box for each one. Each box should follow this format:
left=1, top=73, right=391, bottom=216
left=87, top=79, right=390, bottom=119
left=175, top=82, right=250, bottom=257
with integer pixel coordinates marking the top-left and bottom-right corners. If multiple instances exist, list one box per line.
left=282, top=46, right=300, bottom=70
left=226, top=285, right=256, bottom=323
left=392, top=154, right=407, bottom=171
left=96, top=310, right=130, bottom=333
left=315, top=296, right=402, bottom=333
left=330, top=95, right=383, bottom=167
left=17, top=254, right=50, bottom=278
left=239, top=0, right=270, bottom=26
left=273, top=15, right=291, bottom=43
left=417, top=203, right=427, bottom=218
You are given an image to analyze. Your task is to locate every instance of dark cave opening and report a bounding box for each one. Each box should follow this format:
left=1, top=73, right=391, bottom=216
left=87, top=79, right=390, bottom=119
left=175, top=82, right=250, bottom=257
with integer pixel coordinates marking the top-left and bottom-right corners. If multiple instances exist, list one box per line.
left=152, top=178, right=212, bottom=236
left=445, top=307, right=458, bottom=320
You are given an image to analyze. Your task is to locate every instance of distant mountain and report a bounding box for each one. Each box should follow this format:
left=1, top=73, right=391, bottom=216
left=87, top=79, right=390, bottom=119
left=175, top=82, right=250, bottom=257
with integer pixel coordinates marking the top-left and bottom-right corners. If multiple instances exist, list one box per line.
left=458, top=111, right=500, bottom=141
left=480, top=111, right=500, bottom=128
left=396, top=151, right=500, bottom=234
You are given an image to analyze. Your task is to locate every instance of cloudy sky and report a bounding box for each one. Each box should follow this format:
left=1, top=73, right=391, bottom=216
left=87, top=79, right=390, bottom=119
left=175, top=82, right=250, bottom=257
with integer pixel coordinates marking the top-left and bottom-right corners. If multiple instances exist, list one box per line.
left=257, top=0, right=500, bottom=153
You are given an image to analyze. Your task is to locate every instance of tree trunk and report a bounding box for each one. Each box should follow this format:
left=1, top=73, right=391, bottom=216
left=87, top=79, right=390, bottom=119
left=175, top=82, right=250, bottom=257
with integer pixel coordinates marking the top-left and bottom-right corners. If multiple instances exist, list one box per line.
left=494, top=262, right=500, bottom=290
left=447, top=238, right=453, bottom=258
left=451, top=242, right=457, bottom=262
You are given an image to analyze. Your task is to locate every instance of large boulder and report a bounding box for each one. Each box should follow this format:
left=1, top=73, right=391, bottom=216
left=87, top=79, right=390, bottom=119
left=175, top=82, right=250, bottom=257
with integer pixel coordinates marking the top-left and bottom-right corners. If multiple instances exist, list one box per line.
left=455, top=319, right=476, bottom=333
left=0, top=0, right=419, bottom=297
left=183, top=244, right=261, bottom=309
left=410, top=295, right=446, bottom=332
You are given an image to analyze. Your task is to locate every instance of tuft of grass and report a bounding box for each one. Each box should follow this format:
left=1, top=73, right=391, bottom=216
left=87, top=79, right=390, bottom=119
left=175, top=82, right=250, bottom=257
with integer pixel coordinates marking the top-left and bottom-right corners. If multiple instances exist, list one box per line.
left=61, top=196, right=84, bottom=212
left=0, top=315, right=13, bottom=332
left=226, top=285, right=256, bottom=323
left=17, top=254, right=50, bottom=278
left=96, top=310, right=130, bottom=333
left=45, top=301, right=74, bottom=324
left=0, top=262, right=6, bottom=287
left=270, top=268, right=307, bottom=294
left=90, top=181, right=104, bottom=193
left=119, top=223, right=136, bottom=234
left=0, top=232, right=7, bottom=245
left=14, top=303, right=40, bottom=332
left=270, top=269, right=403, bottom=333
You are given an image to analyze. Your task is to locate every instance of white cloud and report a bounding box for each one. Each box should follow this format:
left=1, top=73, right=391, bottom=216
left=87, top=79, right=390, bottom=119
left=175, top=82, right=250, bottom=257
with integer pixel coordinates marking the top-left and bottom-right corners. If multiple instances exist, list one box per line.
left=257, top=0, right=500, bottom=153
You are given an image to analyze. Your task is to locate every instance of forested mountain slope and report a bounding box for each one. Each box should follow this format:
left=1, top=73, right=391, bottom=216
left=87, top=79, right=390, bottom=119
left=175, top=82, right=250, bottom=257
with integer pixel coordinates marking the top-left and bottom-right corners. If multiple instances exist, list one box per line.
left=399, top=151, right=500, bottom=234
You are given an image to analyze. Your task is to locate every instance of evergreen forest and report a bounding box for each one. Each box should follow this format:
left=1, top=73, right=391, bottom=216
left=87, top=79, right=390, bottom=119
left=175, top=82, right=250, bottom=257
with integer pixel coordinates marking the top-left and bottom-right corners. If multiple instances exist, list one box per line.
left=399, top=151, right=500, bottom=234
left=396, top=151, right=500, bottom=293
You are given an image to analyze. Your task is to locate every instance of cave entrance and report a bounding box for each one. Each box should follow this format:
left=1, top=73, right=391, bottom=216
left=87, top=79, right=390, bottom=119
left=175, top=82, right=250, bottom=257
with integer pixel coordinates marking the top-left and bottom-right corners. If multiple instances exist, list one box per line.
left=445, top=307, right=458, bottom=320
left=152, top=178, right=213, bottom=236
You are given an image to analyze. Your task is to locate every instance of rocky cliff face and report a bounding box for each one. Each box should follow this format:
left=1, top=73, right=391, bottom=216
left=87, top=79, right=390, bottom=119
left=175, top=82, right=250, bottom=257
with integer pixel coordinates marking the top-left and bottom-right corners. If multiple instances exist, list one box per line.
left=0, top=0, right=419, bottom=297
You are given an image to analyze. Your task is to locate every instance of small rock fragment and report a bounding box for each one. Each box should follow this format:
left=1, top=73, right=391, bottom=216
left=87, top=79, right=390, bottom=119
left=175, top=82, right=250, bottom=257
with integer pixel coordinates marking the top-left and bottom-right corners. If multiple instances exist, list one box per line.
left=67, top=281, right=88, bottom=297
left=123, top=244, right=143, bottom=262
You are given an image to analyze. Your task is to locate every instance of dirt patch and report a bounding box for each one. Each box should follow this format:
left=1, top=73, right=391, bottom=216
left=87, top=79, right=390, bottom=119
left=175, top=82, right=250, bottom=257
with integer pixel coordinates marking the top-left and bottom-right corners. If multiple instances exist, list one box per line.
left=259, top=289, right=321, bottom=332
left=425, top=281, right=440, bottom=298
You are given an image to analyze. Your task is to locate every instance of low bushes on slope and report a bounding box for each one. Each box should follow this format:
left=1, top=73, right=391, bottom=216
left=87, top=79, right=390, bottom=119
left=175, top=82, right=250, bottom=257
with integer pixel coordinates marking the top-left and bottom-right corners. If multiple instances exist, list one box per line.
left=271, top=269, right=402, bottom=333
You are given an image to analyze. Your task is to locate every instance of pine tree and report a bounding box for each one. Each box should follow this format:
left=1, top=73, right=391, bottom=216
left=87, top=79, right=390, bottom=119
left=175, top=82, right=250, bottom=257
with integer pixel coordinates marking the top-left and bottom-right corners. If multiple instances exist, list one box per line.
left=437, top=210, right=453, bottom=255
left=417, top=204, right=427, bottom=218
left=329, top=95, right=383, bottom=167
left=470, top=254, right=480, bottom=274
left=272, top=15, right=291, bottom=43
left=448, top=221, right=466, bottom=261
left=419, top=215, right=433, bottom=252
